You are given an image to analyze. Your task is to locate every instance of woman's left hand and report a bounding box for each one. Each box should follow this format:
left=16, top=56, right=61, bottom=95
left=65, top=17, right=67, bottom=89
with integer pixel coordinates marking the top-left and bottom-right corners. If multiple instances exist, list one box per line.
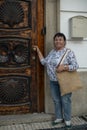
left=56, top=65, right=65, bottom=72
left=56, top=64, right=69, bottom=72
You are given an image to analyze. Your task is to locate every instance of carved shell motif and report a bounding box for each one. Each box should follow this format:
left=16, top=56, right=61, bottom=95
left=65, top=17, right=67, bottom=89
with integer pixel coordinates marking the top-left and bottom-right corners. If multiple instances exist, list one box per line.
left=0, top=1, right=24, bottom=27
left=13, top=44, right=28, bottom=64
left=0, top=78, right=24, bottom=103
left=0, top=43, right=9, bottom=63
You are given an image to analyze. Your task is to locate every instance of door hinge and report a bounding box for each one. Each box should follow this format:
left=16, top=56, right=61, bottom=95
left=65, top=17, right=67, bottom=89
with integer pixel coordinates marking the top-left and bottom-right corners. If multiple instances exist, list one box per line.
left=41, top=27, right=46, bottom=35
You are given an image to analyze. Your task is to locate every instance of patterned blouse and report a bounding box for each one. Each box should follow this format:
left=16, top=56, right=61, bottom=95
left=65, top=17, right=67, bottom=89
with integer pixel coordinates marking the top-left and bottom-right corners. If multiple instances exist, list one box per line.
left=40, top=47, right=79, bottom=81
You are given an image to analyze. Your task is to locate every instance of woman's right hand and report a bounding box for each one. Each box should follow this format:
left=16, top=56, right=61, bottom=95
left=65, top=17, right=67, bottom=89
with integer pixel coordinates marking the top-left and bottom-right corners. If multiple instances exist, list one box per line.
left=33, top=46, right=39, bottom=53
left=33, top=46, right=44, bottom=60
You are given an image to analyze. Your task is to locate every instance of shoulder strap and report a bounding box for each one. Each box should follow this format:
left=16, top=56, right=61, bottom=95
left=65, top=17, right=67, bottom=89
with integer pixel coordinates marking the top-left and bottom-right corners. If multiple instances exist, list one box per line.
left=59, top=49, right=71, bottom=65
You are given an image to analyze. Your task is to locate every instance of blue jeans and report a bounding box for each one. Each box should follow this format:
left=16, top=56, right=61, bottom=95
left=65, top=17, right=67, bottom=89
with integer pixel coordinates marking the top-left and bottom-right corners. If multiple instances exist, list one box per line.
left=50, top=80, right=72, bottom=121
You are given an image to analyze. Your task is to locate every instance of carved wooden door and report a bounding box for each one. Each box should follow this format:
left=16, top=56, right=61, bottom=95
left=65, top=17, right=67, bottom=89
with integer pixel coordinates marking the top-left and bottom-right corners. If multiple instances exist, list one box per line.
left=0, top=0, right=44, bottom=114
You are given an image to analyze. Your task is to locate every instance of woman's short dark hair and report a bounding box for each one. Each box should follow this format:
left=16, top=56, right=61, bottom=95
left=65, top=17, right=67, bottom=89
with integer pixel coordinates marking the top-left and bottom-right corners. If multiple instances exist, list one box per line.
left=53, top=32, right=66, bottom=42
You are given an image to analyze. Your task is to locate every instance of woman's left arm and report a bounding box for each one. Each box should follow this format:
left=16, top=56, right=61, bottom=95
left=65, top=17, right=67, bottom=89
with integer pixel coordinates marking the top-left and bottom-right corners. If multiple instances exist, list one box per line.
left=56, top=50, right=79, bottom=72
left=67, top=51, right=79, bottom=71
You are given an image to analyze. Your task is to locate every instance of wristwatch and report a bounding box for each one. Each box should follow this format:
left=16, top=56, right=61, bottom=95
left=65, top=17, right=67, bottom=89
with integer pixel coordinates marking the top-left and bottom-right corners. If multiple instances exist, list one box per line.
left=64, top=65, right=67, bottom=70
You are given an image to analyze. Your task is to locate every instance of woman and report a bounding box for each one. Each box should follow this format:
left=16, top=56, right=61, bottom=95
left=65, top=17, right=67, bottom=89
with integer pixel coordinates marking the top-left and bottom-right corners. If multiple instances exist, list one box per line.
left=34, top=32, right=79, bottom=129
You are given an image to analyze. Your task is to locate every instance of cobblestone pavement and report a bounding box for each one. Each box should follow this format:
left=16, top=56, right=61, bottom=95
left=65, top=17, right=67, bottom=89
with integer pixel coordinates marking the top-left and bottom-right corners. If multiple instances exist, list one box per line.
left=0, top=113, right=87, bottom=130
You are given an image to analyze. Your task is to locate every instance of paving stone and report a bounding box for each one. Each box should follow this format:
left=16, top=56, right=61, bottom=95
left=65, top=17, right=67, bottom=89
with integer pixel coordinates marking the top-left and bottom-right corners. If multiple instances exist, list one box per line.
left=0, top=113, right=87, bottom=130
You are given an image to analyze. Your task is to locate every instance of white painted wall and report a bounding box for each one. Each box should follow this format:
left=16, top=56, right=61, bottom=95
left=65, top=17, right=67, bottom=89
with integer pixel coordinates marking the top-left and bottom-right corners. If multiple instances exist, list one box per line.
left=60, top=0, right=87, bottom=12
left=59, top=0, right=87, bottom=70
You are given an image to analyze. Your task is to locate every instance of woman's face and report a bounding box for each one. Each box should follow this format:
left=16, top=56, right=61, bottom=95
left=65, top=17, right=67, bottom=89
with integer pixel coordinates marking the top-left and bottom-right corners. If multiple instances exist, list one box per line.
left=54, top=36, right=65, bottom=50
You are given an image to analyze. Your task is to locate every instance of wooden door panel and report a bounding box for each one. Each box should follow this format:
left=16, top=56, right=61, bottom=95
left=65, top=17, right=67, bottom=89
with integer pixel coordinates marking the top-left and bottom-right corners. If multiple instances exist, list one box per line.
left=0, top=0, right=44, bottom=114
